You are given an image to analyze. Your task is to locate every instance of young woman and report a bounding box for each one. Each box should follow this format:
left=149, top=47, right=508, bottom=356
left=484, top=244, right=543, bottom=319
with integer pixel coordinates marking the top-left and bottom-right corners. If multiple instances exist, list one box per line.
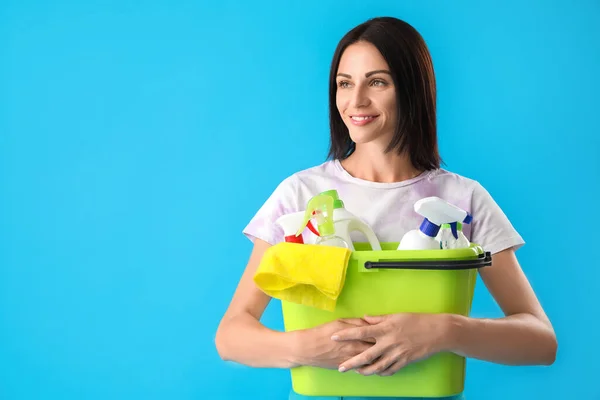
left=216, top=16, right=557, bottom=400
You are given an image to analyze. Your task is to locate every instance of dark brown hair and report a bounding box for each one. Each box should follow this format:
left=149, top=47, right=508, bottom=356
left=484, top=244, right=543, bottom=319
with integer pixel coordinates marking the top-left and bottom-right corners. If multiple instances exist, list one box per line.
left=327, top=17, right=441, bottom=170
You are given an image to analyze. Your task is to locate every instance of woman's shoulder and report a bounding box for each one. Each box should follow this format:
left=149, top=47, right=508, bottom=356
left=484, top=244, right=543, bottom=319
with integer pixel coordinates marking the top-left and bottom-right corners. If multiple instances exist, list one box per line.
left=242, top=161, right=339, bottom=244
left=422, top=169, right=506, bottom=214
left=428, top=168, right=497, bottom=198
left=428, top=168, right=480, bottom=187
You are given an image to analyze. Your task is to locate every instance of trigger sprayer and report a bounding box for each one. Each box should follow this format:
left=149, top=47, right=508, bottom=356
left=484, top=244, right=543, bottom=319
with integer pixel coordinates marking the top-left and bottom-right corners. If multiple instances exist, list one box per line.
left=398, top=196, right=472, bottom=250
left=276, top=211, right=320, bottom=244
left=296, top=194, right=349, bottom=248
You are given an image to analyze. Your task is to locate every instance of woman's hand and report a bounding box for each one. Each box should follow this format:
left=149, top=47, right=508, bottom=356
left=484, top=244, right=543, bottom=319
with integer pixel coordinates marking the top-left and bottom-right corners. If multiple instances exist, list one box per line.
left=331, top=313, right=450, bottom=376
left=293, top=318, right=376, bottom=370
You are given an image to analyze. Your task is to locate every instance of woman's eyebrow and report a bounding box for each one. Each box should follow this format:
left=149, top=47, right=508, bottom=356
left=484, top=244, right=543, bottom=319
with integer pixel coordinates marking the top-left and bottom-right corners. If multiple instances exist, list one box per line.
left=336, top=70, right=392, bottom=79
left=365, top=69, right=391, bottom=77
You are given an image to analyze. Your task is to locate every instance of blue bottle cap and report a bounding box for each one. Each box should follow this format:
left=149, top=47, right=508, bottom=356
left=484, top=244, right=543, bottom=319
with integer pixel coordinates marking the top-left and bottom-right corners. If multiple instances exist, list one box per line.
left=419, top=218, right=440, bottom=238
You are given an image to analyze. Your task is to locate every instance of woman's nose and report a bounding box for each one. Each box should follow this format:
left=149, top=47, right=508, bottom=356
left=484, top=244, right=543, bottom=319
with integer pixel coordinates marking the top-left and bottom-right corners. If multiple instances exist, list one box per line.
left=350, top=86, right=370, bottom=108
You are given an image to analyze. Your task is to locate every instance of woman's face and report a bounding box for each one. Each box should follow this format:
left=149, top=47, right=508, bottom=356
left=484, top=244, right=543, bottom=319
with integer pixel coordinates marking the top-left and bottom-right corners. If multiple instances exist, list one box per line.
left=335, top=41, right=397, bottom=147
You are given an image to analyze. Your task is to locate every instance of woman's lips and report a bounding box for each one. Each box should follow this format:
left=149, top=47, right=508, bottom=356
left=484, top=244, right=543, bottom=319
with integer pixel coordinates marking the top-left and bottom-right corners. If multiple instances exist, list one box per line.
left=349, top=115, right=379, bottom=126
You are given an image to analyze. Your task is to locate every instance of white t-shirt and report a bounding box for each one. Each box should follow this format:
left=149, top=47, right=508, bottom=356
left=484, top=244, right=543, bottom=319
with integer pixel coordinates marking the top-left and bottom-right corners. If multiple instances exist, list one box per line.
left=243, top=160, right=524, bottom=255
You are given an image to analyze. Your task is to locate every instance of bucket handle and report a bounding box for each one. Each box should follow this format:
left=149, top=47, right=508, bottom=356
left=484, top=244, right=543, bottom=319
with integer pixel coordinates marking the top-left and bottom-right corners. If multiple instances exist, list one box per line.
left=363, top=251, right=492, bottom=270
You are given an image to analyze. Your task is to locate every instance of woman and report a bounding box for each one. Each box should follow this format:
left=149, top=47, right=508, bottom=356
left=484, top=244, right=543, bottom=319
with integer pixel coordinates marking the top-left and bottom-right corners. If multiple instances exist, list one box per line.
left=215, top=16, right=557, bottom=400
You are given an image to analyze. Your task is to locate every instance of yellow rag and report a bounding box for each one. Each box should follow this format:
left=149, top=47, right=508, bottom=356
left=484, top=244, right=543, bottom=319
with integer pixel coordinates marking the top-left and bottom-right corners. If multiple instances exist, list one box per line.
left=253, top=242, right=352, bottom=311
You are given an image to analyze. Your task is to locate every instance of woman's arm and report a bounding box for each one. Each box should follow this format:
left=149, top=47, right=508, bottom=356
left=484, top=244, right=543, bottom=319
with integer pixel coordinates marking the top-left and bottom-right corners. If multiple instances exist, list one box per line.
left=215, top=239, right=374, bottom=369
left=215, top=239, right=298, bottom=369
left=445, top=248, right=557, bottom=365
left=331, top=248, right=557, bottom=375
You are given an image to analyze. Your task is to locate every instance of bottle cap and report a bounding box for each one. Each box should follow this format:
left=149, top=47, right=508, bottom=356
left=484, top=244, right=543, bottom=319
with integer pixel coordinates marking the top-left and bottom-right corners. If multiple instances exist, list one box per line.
left=319, top=189, right=344, bottom=209
left=419, top=218, right=440, bottom=238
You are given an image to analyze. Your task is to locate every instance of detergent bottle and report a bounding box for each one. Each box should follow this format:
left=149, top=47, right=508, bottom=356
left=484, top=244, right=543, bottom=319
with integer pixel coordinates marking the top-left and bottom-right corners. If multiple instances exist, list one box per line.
left=276, top=211, right=320, bottom=244
left=398, top=196, right=472, bottom=250
left=296, top=194, right=349, bottom=248
left=436, top=222, right=470, bottom=249
left=319, top=190, right=382, bottom=251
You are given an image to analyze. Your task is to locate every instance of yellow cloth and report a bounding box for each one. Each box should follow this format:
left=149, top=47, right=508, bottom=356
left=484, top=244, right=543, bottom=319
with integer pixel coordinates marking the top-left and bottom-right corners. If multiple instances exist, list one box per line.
left=253, top=242, right=352, bottom=311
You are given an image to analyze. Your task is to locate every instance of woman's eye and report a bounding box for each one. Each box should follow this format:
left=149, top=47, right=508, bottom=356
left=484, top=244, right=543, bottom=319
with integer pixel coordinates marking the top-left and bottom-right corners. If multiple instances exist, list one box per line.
left=338, top=81, right=351, bottom=88
left=371, top=79, right=387, bottom=87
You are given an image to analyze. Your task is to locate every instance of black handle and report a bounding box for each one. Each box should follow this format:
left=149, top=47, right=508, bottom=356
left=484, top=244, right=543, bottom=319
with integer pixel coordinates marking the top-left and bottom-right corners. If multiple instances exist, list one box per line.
left=363, top=251, right=492, bottom=270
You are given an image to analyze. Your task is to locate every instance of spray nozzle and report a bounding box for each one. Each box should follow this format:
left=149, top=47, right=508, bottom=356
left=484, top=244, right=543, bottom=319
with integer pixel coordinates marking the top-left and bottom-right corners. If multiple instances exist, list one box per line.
left=415, top=197, right=472, bottom=238
left=296, top=194, right=335, bottom=237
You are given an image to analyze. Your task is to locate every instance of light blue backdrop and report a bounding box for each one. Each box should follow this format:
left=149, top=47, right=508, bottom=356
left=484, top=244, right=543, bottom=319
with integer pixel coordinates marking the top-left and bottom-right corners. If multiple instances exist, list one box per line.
left=1, top=0, right=598, bottom=399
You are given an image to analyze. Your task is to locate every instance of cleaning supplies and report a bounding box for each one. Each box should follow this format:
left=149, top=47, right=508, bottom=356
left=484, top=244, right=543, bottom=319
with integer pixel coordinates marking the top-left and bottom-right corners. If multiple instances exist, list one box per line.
left=296, top=194, right=349, bottom=248
left=253, top=242, right=352, bottom=311
left=319, top=190, right=382, bottom=251
left=398, top=196, right=472, bottom=250
left=276, top=211, right=320, bottom=244
left=437, top=222, right=470, bottom=249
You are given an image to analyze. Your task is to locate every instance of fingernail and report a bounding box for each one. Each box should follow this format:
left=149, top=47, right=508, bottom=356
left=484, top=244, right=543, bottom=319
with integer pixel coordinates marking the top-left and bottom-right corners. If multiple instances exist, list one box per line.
left=338, top=366, right=346, bottom=372
left=331, top=335, right=339, bottom=340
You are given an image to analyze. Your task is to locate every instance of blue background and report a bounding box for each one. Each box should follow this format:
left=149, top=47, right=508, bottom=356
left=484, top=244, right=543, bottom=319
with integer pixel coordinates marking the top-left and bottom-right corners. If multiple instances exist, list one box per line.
left=1, top=0, right=598, bottom=399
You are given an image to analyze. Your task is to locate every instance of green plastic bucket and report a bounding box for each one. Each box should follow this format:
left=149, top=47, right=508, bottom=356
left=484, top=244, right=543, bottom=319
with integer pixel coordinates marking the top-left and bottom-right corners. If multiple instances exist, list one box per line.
left=281, top=242, right=491, bottom=398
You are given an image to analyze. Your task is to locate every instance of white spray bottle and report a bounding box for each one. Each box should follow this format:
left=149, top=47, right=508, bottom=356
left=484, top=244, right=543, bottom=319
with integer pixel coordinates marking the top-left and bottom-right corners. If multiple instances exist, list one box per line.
left=319, top=190, right=381, bottom=251
left=436, top=222, right=471, bottom=249
left=398, top=196, right=472, bottom=250
left=276, top=211, right=320, bottom=244
left=296, top=194, right=349, bottom=248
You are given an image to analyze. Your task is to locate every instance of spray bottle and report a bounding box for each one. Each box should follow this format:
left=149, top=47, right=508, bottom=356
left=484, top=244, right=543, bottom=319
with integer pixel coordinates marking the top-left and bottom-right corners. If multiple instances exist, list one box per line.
left=296, top=194, right=349, bottom=248
left=276, top=211, right=320, bottom=244
left=436, top=222, right=471, bottom=249
left=318, top=190, right=381, bottom=251
left=398, top=196, right=472, bottom=250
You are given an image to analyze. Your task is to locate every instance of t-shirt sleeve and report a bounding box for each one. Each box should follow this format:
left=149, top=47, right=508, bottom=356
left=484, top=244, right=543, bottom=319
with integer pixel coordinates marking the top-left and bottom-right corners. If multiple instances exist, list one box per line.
left=242, top=175, right=299, bottom=245
left=470, top=182, right=525, bottom=255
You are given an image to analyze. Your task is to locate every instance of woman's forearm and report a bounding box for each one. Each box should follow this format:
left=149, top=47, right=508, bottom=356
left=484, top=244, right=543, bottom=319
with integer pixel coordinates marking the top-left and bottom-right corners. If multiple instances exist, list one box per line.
left=215, top=312, right=299, bottom=369
left=444, top=313, right=557, bottom=365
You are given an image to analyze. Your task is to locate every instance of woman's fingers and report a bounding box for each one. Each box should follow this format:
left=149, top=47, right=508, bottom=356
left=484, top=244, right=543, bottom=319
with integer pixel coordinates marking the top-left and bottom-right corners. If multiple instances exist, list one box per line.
left=336, top=318, right=377, bottom=342
left=377, top=358, right=408, bottom=376
left=356, top=353, right=396, bottom=376
left=331, top=324, right=379, bottom=342
left=377, top=351, right=427, bottom=376
left=338, top=344, right=383, bottom=372
left=362, top=314, right=386, bottom=324
left=338, top=318, right=368, bottom=326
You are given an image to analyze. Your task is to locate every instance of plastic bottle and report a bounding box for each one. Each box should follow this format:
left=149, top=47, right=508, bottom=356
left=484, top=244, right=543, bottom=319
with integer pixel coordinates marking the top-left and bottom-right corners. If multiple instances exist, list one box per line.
left=276, top=211, right=320, bottom=244
left=398, top=196, right=472, bottom=250
left=296, top=194, right=349, bottom=248
left=319, top=190, right=382, bottom=251
left=398, top=220, right=441, bottom=250
left=436, top=222, right=470, bottom=249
